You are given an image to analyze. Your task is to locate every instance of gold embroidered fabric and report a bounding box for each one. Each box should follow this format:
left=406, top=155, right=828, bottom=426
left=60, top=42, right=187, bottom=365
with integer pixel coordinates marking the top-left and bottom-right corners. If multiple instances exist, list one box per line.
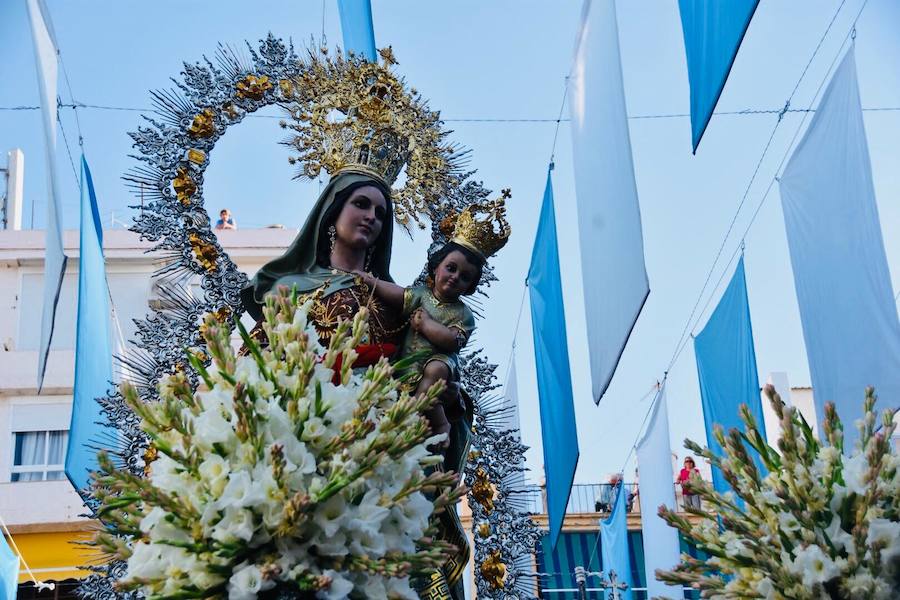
left=399, top=286, right=475, bottom=380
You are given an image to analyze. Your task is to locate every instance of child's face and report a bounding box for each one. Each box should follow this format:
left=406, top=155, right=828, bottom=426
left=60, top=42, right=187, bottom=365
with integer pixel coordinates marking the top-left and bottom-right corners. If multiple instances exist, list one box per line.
left=433, top=250, right=479, bottom=300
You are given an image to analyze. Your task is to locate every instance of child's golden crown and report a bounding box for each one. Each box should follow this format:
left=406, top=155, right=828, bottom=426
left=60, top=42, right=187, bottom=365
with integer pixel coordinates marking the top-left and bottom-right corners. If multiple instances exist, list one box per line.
left=443, top=190, right=512, bottom=259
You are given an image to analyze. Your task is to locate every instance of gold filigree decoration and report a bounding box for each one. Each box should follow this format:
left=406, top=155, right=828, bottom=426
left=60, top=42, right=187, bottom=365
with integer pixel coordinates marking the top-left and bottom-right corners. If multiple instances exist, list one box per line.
left=222, top=103, right=241, bottom=120
left=378, top=46, right=398, bottom=66
left=278, top=79, right=295, bottom=98
left=189, top=232, right=218, bottom=271
left=447, top=194, right=511, bottom=259
left=235, top=74, right=273, bottom=100
left=281, top=47, right=460, bottom=229
left=142, top=444, right=158, bottom=478
left=480, top=550, right=506, bottom=589
left=471, top=467, right=495, bottom=514
left=187, top=149, right=206, bottom=164
left=476, top=521, right=491, bottom=538
left=173, top=167, right=197, bottom=206
left=188, top=109, right=216, bottom=139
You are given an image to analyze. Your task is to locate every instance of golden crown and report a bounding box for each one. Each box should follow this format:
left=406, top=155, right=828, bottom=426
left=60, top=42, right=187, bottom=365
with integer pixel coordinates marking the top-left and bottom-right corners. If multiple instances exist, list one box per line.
left=442, top=190, right=511, bottom=259
left=281, top=46, right=461, bottom=229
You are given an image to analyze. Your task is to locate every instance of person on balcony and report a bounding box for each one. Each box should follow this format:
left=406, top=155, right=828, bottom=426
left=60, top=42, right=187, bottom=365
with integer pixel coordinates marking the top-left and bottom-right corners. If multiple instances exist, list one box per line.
left=677, top=456, right=702, bottom=509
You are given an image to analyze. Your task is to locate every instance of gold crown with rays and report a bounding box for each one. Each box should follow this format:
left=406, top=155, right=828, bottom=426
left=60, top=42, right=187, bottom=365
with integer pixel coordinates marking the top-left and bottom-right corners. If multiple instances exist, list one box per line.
left=280, top=46, right=459, bottom=229
left=440, top=191, right=512, bottom=259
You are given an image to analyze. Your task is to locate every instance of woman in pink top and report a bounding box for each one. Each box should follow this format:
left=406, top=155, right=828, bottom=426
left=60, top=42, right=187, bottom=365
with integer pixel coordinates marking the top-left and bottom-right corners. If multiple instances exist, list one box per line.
left=677, top=456, right=701, bottom=510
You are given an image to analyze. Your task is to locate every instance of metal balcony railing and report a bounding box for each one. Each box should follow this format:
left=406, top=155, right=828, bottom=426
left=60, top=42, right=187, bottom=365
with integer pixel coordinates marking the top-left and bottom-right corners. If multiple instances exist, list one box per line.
left=514, top=482, right=700, bottom=516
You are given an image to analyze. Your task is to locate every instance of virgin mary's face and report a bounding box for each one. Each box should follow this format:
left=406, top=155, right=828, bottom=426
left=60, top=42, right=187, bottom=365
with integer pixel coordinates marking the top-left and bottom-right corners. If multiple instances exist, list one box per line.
left=333, top=185, right=388, bottom=250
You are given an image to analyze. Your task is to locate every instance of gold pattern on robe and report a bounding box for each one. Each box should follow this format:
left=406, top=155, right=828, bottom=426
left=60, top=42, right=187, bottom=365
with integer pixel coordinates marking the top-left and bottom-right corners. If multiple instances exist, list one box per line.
left=304, top=284, right=403, bottom=347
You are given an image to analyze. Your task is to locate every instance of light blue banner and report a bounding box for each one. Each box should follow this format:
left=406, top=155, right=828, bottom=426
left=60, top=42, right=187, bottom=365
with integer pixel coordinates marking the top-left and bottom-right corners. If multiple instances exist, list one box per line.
left=0, top=532, right=18, bottom=600
left=570, top=0, right=650, bottom=404
left=66, top=156, right=113, bottom=492
left=779, top=48, right=900, bottom=448
left=528, top=169, right=579, bottom=550
left=634, top=387, right=682, bottom=598
left=694, top=257, right=767, bottom=495
left=27, top=0, right=69, bottom=391
left=678, top=0, right=759, bottom=152
left=337, top=0, right=377, bottom=61
left=600, top=482, right=633, bottom=600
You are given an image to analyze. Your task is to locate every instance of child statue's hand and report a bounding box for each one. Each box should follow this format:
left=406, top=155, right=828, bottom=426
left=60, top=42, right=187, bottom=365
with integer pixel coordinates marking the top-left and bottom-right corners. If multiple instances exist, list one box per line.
left=411, top=308, right=433, bottom=332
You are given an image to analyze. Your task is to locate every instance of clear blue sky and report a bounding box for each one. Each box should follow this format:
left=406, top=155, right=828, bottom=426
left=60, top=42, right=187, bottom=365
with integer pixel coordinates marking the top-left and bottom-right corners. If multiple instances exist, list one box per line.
left=2, top=1, right=898, bottom=484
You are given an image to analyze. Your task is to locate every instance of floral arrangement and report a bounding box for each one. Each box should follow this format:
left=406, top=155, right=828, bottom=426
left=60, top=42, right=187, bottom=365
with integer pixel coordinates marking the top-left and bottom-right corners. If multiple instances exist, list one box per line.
left=92, top=288, right=465, bottom=599
left=658, top=386, right=899, bottom=599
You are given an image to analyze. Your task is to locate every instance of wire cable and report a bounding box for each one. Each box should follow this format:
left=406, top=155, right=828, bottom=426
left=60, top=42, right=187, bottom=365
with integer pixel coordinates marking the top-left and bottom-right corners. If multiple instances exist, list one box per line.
left=13, top=103, right=900, bottom=119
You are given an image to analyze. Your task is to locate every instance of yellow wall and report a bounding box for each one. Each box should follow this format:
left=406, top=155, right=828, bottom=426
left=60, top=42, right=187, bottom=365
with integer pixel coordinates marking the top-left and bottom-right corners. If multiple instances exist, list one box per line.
left=10, top=530, right=95, bottom=583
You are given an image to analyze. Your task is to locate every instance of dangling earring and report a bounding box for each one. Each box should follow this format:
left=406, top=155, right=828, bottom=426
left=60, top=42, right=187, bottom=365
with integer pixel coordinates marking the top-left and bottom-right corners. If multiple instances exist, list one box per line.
left=328, top=225, right=337, bottom=253
left=365, top=248, right=373, bottom=271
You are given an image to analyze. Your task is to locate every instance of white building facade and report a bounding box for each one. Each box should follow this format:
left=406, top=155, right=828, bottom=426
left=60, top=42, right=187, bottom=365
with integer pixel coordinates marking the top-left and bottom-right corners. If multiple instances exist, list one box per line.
left=0, top=170, right=295, bottom=590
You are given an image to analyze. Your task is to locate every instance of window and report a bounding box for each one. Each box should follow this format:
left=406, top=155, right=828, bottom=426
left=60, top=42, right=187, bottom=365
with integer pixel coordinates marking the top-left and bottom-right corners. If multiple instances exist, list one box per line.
left=11, top=430, right=67, bottom=482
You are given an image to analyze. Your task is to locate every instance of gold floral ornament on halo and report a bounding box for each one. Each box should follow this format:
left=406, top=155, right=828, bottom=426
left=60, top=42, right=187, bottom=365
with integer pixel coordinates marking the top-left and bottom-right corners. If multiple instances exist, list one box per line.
left=172, top=167, right=197, bottom=206
left=280, top=46, right=462, bottom=230
left=471, top=467, right=496, bottom=513
left=188, top=232, right=218, bottom=272
left=187, top=108, right=216, bottom=139
left=480, top=550, right=506, bottom=589
left=235, top=74, right=273, bottom=100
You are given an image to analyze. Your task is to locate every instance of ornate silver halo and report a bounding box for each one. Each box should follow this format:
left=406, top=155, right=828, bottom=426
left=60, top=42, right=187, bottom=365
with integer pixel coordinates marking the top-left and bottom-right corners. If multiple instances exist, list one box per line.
left=77, top=34, right=538, bottom=600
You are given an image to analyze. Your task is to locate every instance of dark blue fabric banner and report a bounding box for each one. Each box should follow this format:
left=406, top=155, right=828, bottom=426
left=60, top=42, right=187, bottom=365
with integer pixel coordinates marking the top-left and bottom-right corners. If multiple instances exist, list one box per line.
left=66, top=156, right=113, bottom=492
left=694, top=257, right=767, bottom=495
left=337, top=0, right=377, bottom=61
left=528, top=169, right=579, bottom=550
left=678, top=0, right=759, bottom=152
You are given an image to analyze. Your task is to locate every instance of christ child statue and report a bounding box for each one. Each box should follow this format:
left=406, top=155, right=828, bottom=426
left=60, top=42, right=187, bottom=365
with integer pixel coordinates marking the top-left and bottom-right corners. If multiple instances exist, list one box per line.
left=356, top=195, right=511, bottom=446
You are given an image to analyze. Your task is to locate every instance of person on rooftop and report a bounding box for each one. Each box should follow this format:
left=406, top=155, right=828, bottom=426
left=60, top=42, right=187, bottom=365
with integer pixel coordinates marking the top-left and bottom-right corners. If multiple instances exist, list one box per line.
left=215, top=208, right=236, bottom=230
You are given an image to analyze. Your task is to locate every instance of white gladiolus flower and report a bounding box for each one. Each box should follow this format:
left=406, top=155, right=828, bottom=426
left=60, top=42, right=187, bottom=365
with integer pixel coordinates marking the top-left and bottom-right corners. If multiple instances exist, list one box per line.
left=218, top=470, right=255, bottom=508
left=211, top=507, right=256, bottom=543
left=842, top=453, right=869, bottom=496
left=319, top=570, right=354, bottom=600
left=98, top=297, right=462, bottom=599
left=301, top=416, right=327, bottom=444
left=313, top=495, right=347, bottom=538
left=228, top=563, right=263, bottom=600
left=777, top=511, right=802, bottom=534
left=199, top=453, right=231, bottom=496
left=791, top=545, right=840, bottom=586
left=126, top=542, right=168, bottom=580
left=199, top=387, right=235, bottom=414
left=867, top=518, right=900, bottom=561
left=822, top=515, right=852, bottom=552
left=193, top=404, right=236, bottom=449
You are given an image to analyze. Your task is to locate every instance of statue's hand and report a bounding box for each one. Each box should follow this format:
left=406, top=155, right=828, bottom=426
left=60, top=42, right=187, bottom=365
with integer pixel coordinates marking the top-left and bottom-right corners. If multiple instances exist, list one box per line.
left=353, top=270, right=376, bottom=287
